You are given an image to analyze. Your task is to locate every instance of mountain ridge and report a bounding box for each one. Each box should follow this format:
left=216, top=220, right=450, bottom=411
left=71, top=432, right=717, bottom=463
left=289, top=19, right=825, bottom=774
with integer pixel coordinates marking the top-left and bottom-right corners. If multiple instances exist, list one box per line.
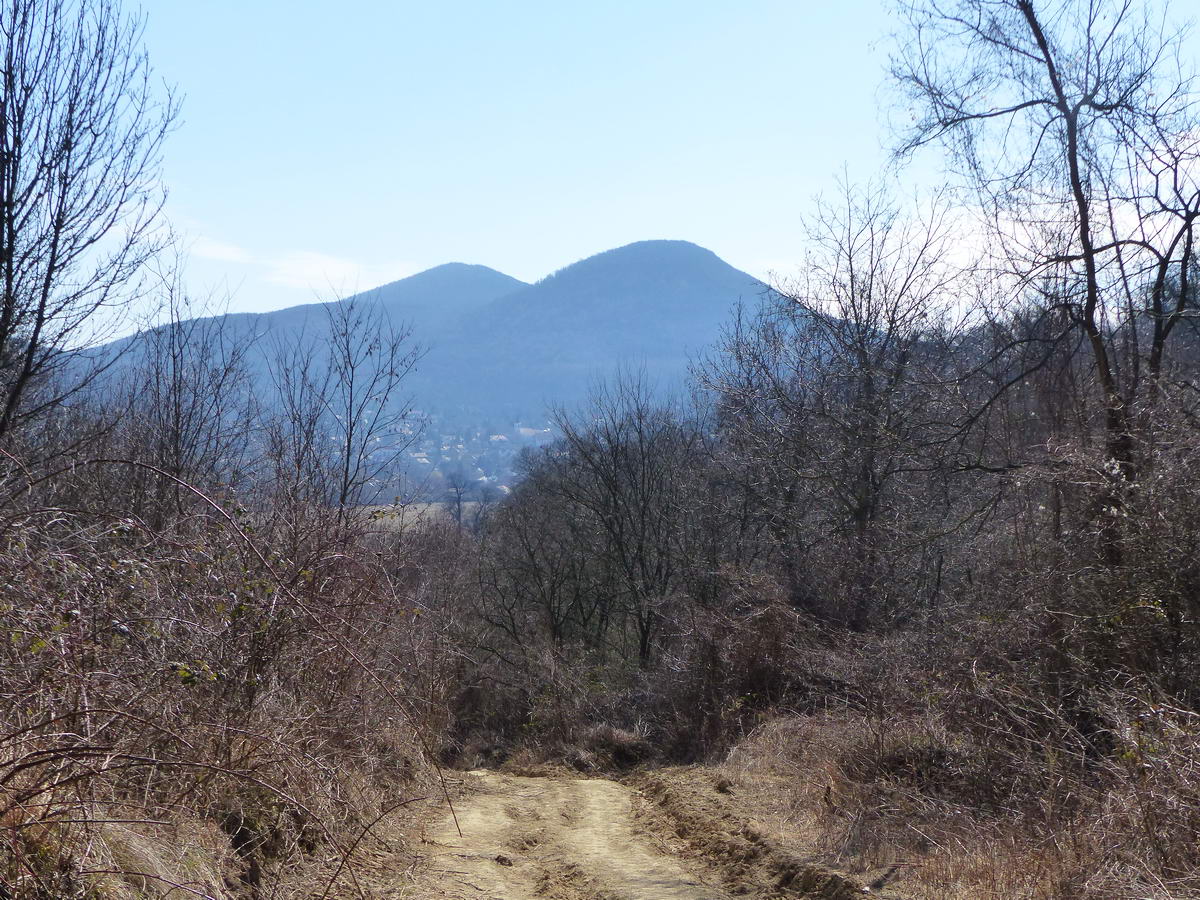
left=95, top=239, right=768, bottom=427
left=416, top=240, right=766, bottom=418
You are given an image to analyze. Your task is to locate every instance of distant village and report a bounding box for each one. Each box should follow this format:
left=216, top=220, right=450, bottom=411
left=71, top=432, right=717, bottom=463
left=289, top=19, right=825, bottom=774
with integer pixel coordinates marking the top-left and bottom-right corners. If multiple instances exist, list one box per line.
left=401, top=411, right=557, bottom=501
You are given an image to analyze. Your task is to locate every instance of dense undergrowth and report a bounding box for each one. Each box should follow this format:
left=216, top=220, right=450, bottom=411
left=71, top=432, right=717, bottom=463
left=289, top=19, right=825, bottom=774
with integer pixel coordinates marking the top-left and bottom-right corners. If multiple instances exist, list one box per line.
left=448, top=583, right=1200, bottom=899
left=0, top=464, right=462, bottom=898
left=8, top=468, right=1198, bottom=899
left=433, top=426, right=1200, bottom=899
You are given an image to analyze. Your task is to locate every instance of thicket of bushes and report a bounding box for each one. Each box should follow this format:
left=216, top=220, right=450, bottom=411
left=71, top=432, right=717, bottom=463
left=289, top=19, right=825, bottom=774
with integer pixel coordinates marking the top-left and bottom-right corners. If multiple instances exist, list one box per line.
left=0, top=449, right=462, bottom=896
left=447, top=405, right=1200, bottom=896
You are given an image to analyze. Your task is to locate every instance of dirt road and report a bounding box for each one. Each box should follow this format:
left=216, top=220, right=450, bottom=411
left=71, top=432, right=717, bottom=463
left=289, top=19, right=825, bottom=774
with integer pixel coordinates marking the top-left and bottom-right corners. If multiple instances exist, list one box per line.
left=409, top=770, right=866, bottom=900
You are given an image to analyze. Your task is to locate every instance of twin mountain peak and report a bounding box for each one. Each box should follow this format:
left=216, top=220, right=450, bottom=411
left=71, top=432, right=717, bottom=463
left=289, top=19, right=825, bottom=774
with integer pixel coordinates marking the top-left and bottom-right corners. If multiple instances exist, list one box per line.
left=133, top=240, right=771, bottom=425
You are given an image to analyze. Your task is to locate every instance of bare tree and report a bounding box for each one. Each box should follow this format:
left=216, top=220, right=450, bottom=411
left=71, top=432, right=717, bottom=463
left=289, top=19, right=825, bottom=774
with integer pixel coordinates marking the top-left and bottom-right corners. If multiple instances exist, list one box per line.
left=0, top=0, right=176, bottom=440
left=699, top=180, right=963, bottom=625
left=470, top=480, right=503, bottom=532
left=478, top=471, right=599, bottom=651
left=323, top=297, right=423, bottom=516
left=444, top=465, right=474, bottom=526
left=474, top=374, right=705, bottom=667
left=264, top=327, right=334, bottom=511
left=264, top=294, right=423, bottom=522
left=892, top=0, right=1200, bottom=476
left=119, top=266, right=260, bottom=526
left=551, top=374, right=704, bottom=665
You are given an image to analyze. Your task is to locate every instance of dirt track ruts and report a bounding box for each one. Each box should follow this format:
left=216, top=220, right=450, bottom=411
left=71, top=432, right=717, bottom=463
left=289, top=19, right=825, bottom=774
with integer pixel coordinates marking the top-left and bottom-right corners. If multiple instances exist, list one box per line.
left=410, top=770, right=867, bottom=900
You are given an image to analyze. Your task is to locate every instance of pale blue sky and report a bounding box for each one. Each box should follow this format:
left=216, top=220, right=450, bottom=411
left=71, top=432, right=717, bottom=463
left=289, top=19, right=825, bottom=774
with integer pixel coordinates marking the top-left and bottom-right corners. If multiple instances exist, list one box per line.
left=141, top=1, right=914, bottom=313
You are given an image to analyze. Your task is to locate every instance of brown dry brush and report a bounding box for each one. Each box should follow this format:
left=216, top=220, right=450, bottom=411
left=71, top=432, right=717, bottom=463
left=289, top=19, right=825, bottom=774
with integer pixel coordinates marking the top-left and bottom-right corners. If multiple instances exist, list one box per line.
left=722, top=670, right=1200, bottom=898
left=448, top=394, right=1200, bottom=897
left=707, top=449, right=1200, bottom=899
left=0, top=457, right=455, bottom=899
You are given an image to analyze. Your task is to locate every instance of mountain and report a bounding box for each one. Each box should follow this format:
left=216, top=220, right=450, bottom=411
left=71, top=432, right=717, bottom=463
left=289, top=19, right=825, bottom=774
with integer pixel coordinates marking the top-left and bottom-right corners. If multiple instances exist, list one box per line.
left=88, top=241, right=767, bottom=483
left=90, top=261, right=526, bottom=389
left=412, top=240, right=767, bottom=419
left=467, top=240, right=761, bottom=361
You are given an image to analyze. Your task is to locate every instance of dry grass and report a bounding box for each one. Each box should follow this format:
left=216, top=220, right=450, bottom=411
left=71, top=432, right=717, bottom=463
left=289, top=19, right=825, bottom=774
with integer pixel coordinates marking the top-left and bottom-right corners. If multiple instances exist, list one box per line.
left=0, top=476, right=460, bottom=898
left=717, top=699, right=1200, bottom=900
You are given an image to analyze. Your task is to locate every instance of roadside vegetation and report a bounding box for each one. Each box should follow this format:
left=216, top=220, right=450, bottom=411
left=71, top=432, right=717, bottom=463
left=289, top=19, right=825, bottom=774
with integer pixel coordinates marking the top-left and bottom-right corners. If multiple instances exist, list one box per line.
left=3, top=0, right=1200, bottom=897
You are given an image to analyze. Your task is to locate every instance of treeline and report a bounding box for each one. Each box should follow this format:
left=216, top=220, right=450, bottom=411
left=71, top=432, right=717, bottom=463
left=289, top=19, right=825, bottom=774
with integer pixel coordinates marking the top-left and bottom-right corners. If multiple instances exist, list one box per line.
left=464, top=174, right=1200, bottom=745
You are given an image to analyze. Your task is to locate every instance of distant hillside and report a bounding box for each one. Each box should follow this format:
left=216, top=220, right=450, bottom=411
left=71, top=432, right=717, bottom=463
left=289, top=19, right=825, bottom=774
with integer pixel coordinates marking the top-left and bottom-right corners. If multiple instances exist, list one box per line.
left=413, top=240, right=767, bottom=420
left=253, top=262, right=528, bottom=337
left=92, top=241, right=767, bottom=428
left=90, top=261, right=526, bottom=396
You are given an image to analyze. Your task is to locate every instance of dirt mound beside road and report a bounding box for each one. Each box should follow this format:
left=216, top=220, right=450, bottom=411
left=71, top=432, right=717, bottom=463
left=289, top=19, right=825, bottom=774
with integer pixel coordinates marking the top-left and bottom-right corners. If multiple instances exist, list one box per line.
left=629, top=769, right=869, bottom=899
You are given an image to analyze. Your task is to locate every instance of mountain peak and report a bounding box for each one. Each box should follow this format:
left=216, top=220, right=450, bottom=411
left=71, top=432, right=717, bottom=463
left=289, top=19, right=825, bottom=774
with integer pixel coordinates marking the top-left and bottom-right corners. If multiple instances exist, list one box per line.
left=592, top=238, right=717, bottom=258
left=366, top=262, right=526, bottom=297
left=537, top=240, right=730, bottom=286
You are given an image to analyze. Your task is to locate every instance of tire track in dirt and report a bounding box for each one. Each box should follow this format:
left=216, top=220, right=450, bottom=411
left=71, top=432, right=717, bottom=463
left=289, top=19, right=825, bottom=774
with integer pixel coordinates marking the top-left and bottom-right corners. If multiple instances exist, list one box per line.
left=410, top=771, right=865, bottom=900
left=413, top=771, right=732, bottom=899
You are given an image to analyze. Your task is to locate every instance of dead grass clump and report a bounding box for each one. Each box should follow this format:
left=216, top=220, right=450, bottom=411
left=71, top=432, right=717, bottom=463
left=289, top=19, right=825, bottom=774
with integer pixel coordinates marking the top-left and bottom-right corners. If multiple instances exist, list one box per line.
left=633, top=768, right=865, bottom=900
left=577, top=724, right=653, bottom=771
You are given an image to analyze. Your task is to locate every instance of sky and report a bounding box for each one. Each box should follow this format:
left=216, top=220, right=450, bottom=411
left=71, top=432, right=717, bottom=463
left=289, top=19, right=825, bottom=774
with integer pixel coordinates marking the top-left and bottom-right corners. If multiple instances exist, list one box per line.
left=138, top=1, right=922, bottom=315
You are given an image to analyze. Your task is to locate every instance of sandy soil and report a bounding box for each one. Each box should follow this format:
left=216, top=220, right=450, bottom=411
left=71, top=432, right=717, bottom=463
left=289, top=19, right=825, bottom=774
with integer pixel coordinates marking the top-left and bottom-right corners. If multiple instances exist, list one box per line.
left=404, top=770, right=871, bottom=900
